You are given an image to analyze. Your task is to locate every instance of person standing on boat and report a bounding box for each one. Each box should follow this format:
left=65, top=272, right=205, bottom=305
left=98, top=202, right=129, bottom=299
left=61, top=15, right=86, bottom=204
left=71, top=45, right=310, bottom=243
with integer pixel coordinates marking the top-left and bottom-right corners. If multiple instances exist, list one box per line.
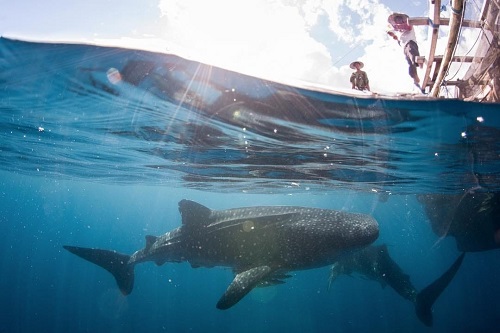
left=349, top=61, right=370, bottom=91
left=387, top=13, right=424, bottom=92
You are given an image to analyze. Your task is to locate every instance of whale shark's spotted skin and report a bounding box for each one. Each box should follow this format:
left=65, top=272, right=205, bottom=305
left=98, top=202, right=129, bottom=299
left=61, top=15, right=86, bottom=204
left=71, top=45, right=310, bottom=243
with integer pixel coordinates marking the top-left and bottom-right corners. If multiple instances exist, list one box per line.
left=64, top=199, right=379, bottom=309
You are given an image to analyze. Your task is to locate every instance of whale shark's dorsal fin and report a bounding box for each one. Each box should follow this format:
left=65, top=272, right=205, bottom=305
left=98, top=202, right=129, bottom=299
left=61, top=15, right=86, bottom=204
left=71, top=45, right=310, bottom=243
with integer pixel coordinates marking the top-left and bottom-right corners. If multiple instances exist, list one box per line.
left=145, top=235, right=158, bottom=250
left=178, top=199, right=212, bottom=226
left=216, top=266, right=273, bottom=310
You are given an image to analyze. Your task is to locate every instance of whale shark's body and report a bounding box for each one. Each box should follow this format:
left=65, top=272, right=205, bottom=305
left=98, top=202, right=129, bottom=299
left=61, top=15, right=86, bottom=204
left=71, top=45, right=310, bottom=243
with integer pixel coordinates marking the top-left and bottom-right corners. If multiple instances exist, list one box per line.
left=328, top=244, right=465, bottom=326
left=64, top=199, right=379, bottom=309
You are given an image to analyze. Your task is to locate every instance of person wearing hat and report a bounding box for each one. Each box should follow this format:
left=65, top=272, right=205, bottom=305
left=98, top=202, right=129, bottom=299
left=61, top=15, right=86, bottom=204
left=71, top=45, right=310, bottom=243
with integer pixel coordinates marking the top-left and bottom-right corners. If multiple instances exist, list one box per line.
left=387, top=13, right=424, bottom=93
left=349, top=61, right=370, bottom=91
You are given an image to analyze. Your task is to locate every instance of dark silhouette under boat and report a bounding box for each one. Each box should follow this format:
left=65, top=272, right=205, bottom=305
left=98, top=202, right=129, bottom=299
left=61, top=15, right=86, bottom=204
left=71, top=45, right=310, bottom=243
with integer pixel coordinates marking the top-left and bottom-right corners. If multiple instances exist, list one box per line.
left=418, top=192, right=500, bottom=252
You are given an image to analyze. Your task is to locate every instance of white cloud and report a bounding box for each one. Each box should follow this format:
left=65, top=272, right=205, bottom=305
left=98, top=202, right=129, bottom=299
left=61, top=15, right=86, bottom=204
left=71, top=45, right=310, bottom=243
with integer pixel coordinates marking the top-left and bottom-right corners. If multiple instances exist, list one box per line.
left=155, top=0, right=399, bottom=91
left=156, top=0, right=334, bottom=83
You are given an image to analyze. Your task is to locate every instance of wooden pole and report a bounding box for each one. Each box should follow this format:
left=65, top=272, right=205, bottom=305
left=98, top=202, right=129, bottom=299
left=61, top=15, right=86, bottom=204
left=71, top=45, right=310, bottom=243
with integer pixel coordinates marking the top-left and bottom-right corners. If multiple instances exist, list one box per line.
left=430, top=0, right=465, bottom=97
left=421, top=0, right=442, bottom=91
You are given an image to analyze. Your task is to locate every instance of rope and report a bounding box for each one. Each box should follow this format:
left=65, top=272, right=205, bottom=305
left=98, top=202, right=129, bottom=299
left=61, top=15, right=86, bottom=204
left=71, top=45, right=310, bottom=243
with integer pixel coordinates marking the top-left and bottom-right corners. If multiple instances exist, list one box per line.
left=332, top=43, right=363, bottom=67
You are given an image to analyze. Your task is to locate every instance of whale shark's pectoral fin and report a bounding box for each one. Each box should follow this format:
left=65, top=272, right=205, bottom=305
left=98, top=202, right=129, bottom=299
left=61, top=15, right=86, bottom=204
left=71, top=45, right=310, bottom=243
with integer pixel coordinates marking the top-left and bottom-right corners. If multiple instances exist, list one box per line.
left=216, top=266, right=273, bottom=310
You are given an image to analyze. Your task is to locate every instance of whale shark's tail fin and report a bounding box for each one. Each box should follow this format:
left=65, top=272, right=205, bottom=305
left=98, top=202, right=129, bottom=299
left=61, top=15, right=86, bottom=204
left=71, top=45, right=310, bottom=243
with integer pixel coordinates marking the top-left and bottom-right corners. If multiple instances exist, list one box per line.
left=415, top=252, right=465, bottom=327
left=63, top=245, right=134, bottom=295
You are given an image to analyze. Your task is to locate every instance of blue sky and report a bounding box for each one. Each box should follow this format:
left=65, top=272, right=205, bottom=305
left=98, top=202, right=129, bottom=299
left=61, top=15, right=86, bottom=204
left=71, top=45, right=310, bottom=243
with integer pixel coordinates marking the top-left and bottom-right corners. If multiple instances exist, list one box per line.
left=0, top=0, right=483, bottom=94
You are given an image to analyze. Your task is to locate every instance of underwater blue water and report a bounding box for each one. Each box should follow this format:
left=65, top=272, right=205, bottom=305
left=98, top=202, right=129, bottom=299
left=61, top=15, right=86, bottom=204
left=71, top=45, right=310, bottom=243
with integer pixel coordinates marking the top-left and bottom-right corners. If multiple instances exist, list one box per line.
left=0, top=38, right=499, bottom=332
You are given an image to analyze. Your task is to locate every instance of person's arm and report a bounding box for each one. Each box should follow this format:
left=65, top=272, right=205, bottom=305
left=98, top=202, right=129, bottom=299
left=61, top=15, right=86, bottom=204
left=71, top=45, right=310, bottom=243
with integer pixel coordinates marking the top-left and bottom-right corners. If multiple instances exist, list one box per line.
left=387, top=30, right=401, bottom=46
left=364, top=72, right=370, bottom=91
left=350, top=73, right=356, bottom=89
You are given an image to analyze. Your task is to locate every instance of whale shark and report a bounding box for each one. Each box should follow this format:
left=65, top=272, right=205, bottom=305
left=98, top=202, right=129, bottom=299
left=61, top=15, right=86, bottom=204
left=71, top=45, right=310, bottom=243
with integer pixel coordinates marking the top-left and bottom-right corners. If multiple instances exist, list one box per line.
left=64, top=199, right=379, bottom=309
left=328, top=244, right=465, bottom=326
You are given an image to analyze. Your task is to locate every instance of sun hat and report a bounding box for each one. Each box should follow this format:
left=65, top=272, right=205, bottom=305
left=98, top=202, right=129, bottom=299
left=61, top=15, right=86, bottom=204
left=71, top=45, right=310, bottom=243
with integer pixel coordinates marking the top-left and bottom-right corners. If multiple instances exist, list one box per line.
left=388, top=13, right=409, bottom=25
left=349, top=61, right=364, bottom=69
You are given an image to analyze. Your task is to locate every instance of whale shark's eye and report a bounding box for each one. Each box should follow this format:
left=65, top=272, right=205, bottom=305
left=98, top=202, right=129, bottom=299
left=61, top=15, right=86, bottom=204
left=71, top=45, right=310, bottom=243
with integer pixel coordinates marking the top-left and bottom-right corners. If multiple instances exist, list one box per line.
left=242, top=220, right=255, bottom=232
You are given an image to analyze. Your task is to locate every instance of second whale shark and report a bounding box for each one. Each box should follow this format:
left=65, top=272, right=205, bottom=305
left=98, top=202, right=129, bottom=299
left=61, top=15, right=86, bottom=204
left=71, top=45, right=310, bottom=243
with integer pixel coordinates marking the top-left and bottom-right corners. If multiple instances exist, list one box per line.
left=328, top=244, right=465, bottom=326
left=64, top=199, right=379, bottom=309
